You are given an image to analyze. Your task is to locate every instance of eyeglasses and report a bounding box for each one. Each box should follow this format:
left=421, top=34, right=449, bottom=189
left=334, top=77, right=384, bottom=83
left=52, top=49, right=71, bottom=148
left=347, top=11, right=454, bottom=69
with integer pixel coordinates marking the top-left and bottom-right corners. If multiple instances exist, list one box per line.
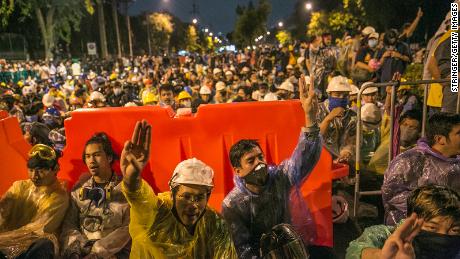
left=28, top=144, right=56, bottom=160
left=177, top=193, right=208, bottom=204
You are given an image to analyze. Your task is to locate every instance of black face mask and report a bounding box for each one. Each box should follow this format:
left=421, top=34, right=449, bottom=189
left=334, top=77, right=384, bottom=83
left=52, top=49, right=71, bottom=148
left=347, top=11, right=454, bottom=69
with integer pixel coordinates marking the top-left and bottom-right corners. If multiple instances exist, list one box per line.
left=413, top=230, right=460, bottom=259
left=242, top=163, right=268, bottom=186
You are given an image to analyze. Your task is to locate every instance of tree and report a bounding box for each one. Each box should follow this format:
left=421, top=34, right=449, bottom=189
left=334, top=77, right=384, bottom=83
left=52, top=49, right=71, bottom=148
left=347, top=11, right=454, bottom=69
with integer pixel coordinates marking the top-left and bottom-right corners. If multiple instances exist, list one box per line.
left=232, top=0, right=271, bottom=48
left=186, top=25, right=199, bottom=52
left=0, top=0, right=94, bottom=60
left=147, top=12, right=174, bottom=52
left=276, top=30, right=292, bottom=46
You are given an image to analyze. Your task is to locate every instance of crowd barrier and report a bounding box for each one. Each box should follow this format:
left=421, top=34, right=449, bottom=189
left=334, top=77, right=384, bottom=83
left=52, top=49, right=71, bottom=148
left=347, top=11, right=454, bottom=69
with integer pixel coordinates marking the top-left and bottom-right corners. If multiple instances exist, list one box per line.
left=0, top=101, right=349, bottom=247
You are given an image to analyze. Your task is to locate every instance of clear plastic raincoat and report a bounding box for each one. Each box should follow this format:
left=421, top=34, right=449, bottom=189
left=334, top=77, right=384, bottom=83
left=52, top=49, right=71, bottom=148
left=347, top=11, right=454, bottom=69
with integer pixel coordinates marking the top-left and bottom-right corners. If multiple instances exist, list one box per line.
left=317, top=100, right=357, bottom=158
left=121, top=180, right=237, bottom=259
left=0, top=179, right=69, bottom=258
left=60, top=173, right=131, bottom=258
left=222, top=130, right=321, bottom=258
left=382, top=139, right=460, bottom=225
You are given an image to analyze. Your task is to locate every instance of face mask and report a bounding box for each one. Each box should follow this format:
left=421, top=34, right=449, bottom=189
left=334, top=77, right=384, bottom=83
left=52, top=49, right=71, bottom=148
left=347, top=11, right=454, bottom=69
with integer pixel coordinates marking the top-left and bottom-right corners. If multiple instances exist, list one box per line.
left=413, top=230, right=460, bottom=259
left=25, top=115, right=38, bottom=122
left=242, top=163, right=268, bottom=186
left=368, top=39, right=378, bottom=48
left=113, top=88, right=122, bottom=96
left=399, top=126, right=419, bottom=146
left=181, top=100, right=191, bottom=108
left=328, top=97, right=348, bottom=111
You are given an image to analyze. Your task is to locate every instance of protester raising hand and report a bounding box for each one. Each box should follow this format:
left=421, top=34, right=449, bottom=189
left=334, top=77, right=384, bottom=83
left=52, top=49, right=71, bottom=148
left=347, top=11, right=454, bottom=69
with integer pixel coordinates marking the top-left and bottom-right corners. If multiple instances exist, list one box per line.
left=299, top=74, right=318, bottom=128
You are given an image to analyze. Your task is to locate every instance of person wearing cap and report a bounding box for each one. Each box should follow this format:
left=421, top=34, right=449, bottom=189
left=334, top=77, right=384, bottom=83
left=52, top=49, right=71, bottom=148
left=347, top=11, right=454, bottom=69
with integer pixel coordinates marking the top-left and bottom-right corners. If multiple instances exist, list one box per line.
left=277, top=80, right=295, bottom=100
left=214, top=81, right=230, bottom=104
left=379, top=28, right=411, bottom=84
left=360, top=103, right=382, bottom=165
left=353, top=32, right=383, bottom=84
left=60, top=132, right=131, bottom=258
left=317, top=75, right=357, bottom=163
left=222, top=76, right=321, bottom=258
left=0, top=144, right=68, bottom=258
left=224, top=70, right=234, bottom=85
left=192, top=86, right=212, bottom=113
left=360, top=82, right=384, bottom=110
left=120, top=121, right=237, bottom=258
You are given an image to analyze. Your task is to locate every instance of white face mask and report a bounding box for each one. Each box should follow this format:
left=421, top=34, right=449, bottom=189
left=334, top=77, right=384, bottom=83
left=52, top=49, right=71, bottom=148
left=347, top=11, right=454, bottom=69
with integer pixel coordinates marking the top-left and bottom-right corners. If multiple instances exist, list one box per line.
left=181, top=100, right=191, bottom=108
left=368, top=39, right=378, bottom=48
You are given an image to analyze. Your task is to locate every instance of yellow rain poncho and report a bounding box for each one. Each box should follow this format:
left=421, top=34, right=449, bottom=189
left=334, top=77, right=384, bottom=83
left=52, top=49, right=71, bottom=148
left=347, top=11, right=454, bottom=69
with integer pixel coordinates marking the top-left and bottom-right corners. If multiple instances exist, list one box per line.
left=0, top=179, right=69, bottom=258
left=122, top=180, right=237, bottom=259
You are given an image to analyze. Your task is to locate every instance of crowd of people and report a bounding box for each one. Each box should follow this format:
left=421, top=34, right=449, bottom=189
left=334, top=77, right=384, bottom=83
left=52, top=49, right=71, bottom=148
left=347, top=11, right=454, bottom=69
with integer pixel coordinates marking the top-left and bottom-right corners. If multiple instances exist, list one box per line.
left=0, top=5, right=459, bottom=259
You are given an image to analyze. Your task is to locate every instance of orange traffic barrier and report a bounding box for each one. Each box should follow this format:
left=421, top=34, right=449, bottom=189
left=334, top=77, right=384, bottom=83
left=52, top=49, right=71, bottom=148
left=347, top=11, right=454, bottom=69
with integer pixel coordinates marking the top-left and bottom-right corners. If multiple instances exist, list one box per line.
left=0, top=114, right=31, bottom=195
left=0, top=102, right=348, bottom=247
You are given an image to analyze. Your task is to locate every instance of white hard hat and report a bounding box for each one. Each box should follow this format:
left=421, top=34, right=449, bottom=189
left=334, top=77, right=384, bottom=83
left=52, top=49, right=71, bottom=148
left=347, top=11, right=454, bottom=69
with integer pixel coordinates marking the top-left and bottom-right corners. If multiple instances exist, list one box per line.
left=278, top=80, right=294, bottom=92
left=225, top=70, right=233, bottom=76
left=168, top=158, right=214, bottom=189
left=362, top=26, right=376, bottom=36
left=361, top=103, right=382, bottom=124
left=124, top=102, right=137, bottom=107
left=42, top=93, right=55, bottom=107
left=199, top=86, right=211, bottom=95
left=242, top=67, right=251, bottom=73
left=213, top=68, right=222, bottom=75
left=90, top=91, right=106, bottom=102
left=368, top=32, right=379, bottom=39
left=361, top=82, right=378, bottom=95
left=216, top=81, right=226, bottom=91
left=350, top=84, right=359, bottom=95
left=326, top=76, right=351, bottom=93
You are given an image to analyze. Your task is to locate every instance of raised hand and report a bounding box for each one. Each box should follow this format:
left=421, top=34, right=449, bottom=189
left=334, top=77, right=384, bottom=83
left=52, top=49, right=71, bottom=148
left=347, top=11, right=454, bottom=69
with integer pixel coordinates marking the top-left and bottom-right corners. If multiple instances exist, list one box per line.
left=121, top=120, right=152, bottom=191
left=299, top=74, right=318, bottom=127
left=381, top=213, right=423, bottom=259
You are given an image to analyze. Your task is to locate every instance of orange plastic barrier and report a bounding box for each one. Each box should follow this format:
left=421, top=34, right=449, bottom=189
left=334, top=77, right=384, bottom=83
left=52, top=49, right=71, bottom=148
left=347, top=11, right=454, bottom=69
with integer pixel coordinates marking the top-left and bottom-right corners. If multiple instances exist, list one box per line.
left=0, top=102, right=349, bottom=247
left=0, top=115, right=31, bottom=195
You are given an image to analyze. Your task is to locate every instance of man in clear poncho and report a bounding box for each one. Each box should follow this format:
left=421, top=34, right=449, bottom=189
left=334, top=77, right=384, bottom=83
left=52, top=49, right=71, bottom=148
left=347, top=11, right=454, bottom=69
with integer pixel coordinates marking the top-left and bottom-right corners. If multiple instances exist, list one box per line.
left=360, top=103, right=382, bottom=165
left=60, top=133, right=131, bottom=258
left=0, top=144, right=69, bottom=258
left=317, top=75, right=357, bottom=163
left=222, top=75, right=322, bottom=258
left=382, top=112, right=460, bottom=226
left=120, top=121, right=237, bottom=259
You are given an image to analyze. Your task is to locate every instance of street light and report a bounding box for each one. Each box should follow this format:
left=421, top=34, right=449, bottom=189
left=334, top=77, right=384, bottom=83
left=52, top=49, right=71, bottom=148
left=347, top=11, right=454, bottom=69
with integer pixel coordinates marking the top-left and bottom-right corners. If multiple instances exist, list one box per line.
left=192, top=18, right=198, bottom=24
left=266, top=31, right=271, bottom=35
left=305, top=2, right=312, bottom=10
left=209, top=32, right=213, bottom=36
left=204, top=28, right=209, bottom=33
left=278, top=21, right=283, bottom=28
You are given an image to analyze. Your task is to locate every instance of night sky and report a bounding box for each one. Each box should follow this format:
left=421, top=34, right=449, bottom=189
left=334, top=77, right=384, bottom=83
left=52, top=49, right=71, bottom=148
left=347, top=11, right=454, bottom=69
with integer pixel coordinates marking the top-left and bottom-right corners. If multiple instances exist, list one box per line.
left=129, top=0, right=297, bottom=34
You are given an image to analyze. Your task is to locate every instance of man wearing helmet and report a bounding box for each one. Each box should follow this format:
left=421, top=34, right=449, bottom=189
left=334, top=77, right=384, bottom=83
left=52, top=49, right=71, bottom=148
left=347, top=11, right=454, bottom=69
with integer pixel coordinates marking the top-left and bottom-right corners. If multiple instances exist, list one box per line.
left=222, top=76, right=321, bottom=258
left=317, top=75, right=357, bottom=163
left=120, top=121, right=237, bottom=258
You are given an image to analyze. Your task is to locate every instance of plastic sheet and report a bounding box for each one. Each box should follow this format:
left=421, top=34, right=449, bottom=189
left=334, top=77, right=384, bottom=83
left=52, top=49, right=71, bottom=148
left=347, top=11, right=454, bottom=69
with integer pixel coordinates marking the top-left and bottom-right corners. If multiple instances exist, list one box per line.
left=382, top=139, right=460, bottom=225
left=345, top=223, right=396, bottom=259
left=122, top=180, right=237, bottom=259
left=222, top=131, right=321, bottom=258
left=0, top=179, right=68, bottom=258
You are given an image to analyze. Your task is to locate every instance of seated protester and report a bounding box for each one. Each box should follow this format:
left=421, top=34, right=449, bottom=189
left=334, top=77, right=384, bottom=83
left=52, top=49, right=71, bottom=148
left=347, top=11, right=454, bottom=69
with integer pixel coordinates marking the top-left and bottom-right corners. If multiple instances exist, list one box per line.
left=367, top=109, right=422, bottom=175
left=0, top=144, right=69, bottom=258
left=120, top=121, right=237, bottom=258
left=346, top=185, right=460, bottom=259
left=360, top=103, right=382, bottom=165
left=276, top=80, right=295, bottom=100
left=360, top=82, right=383, bottom=109
left=379, top=29, right=411, bottom=84
left=214, top=81, right=231, bottom=103
left=158, top=83, right=176, bottom=110
left=222, top=76, right=321, bottom=258
left=382, top=112, right=460, bottom=226
left=60, top=133, right=130, bottom=258
left=353, top=32, right=382, bottom=85
left=317, top=76, right=357, bottom=163
left=22, top=121, right=53, bottom=147
left=192, top=86, right=212, bottom=113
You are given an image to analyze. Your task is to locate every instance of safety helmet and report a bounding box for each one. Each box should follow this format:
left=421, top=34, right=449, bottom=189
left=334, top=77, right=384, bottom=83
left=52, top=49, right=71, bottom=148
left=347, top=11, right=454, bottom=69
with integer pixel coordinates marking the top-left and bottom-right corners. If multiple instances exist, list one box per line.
left=350, top=84, right=359, bottom=95
left=42, top=93, right=55, bottom=107
left=278, top=81, right=294, bottom=92
left=89, top=91, right=105, bottom=102
left=326, top=76, right=351, bottom=93
left=168, top=158, right=214, bottom=189
left=225, top=70, right=233, bottom=76
left=215, top=81, right=227, bottom=91
left=178, top=91, right=192, bottom=101
left=213, top=68, right=222, bottom=75
left=361, top=103, right=382, bottom=124
left=142, top=92, right=158, bottom=105
left=362, top=26, right=376, bottom=36
left=361, top=82, right=379, bottom=95
left=124, top=102, right=138, bottom=107
left=199, top=86, right=211, bottom=95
